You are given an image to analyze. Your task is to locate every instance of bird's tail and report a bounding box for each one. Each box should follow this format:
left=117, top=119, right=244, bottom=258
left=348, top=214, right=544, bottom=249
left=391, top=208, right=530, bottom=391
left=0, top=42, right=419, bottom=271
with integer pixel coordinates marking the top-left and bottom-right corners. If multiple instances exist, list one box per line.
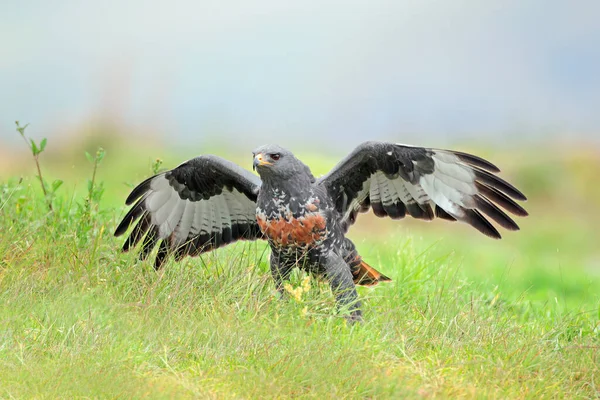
left=352, top=258, right=392, bottom=286
left=342, top=237, right=391, bottom=286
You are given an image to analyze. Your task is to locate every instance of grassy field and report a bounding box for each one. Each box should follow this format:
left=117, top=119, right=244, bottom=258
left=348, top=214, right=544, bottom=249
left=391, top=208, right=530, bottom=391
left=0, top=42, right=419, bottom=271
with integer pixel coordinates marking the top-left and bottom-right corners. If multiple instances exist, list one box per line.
left=1, top=134, right=599, bottom=398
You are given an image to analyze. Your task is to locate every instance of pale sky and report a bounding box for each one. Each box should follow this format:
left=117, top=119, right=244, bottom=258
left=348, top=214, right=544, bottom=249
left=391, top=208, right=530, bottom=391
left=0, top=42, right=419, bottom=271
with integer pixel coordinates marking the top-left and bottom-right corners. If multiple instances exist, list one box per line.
left=1, top=0, right=599, bottom=149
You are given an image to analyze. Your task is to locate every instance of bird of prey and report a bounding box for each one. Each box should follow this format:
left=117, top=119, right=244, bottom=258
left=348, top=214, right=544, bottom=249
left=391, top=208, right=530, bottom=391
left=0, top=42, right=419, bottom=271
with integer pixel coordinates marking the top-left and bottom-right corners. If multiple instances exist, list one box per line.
left=114, top=141, right=527, bottom=321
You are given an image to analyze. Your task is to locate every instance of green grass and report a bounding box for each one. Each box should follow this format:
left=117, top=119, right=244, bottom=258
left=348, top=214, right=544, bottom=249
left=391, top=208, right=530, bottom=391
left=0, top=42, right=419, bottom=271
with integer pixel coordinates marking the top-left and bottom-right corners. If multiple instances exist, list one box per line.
left=1, top=141, right=599, bottom=398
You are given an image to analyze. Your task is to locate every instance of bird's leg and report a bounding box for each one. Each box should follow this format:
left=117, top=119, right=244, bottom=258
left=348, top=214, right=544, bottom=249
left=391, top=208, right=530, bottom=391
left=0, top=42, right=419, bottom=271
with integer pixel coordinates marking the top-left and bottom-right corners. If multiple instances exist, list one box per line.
left=269, top=252, right=294, bottom=297
left=341, top=237, right=362, bottom=278
left=322, top=251, right=363, bottom=323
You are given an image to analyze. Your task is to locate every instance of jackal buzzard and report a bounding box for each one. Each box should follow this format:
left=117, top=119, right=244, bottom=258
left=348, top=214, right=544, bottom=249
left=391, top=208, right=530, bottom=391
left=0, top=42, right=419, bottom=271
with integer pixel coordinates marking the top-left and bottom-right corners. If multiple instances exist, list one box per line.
left=115, top=141, right=527, bottom=321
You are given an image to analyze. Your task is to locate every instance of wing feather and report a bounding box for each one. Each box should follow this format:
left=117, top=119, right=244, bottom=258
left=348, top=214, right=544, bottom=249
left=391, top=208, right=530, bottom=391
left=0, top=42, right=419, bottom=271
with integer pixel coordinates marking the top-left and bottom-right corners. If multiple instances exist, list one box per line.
left=115, top=155, right=264, bottom=268
left=318, top=141, right=527, bottom=238
left=173, top=200, right=195, bottom=246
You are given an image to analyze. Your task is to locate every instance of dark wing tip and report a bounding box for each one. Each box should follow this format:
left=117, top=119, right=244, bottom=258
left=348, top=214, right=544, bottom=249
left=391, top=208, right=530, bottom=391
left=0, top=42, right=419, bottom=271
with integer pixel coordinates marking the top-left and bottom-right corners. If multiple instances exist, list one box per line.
left=114, top=221, right=129, bottom=237
left=484, top=227, right=502, bottom=239
left=154, top=240, right=169, bottom=270
left=475, top=182, right=528, bottom=217
left=435, top=205, right=457, bottom=221
left=125, top=175, right=156, bottom=205
left=463, top=209, right=502, bottom=239
left=518, top=192, right=528, bottom=202
left=121, top=213, right=152, bottom=252
left=473, top=168, right=527, bottom=201
left=441, top=149, right=527, bottom=201
left=114, top=196, right=148, bottom=237
left=450, top=150, right=501, bottom=173
left=474, top=195, right=521, bottom=231
left=510, top=190, right=527, bottom=202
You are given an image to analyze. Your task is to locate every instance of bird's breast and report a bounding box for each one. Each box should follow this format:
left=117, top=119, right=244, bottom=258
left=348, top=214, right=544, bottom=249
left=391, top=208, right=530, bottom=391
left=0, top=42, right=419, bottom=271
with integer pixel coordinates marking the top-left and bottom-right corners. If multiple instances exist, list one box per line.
left=256, top=198, right=329, bottom=249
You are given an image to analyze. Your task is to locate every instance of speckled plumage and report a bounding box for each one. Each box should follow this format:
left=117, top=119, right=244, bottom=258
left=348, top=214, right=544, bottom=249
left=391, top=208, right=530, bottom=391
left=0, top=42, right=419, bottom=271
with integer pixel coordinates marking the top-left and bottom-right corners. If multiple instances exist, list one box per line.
left=115, top=141, right=528, bottom=321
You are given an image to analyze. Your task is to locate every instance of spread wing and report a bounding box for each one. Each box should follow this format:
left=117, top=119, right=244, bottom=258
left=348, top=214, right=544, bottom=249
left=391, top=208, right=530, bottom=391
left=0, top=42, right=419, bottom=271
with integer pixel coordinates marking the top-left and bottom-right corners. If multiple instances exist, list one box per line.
left=114, top=155, right=263, bottom=269
left=318, top=141, right=528, bottom=238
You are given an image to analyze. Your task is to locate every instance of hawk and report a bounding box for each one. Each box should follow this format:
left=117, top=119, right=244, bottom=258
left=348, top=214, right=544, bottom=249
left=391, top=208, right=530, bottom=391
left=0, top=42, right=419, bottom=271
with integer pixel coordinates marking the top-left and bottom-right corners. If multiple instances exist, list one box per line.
left=114, top=141, right=527, bottom=321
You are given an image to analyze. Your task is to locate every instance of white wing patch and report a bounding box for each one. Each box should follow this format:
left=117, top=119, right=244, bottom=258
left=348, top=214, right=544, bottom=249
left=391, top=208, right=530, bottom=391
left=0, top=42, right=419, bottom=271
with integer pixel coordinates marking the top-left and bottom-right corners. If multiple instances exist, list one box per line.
left=342, top=150, right=483, bottom=223
left=153, top=189, right=179, bottom=226
left=173, top=200, right=195, bottom=246
left=142, top=175, right=257, bottom=246
left=157, top=195, right=185, bottom=238
left=418, top=152, right=479, bottom=217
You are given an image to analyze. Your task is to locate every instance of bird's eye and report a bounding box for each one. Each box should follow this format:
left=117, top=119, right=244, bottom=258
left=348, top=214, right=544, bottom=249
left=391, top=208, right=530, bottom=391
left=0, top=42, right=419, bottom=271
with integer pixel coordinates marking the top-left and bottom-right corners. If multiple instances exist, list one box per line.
left=271, top=153, right=281, bottom=161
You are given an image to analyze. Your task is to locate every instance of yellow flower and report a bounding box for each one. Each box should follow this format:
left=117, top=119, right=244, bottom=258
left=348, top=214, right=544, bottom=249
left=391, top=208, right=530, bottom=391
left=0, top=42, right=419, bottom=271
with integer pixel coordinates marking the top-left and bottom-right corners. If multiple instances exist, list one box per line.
left=284, top=283, right=303, bottom=301
left=301, top=276, right=311, bottom=293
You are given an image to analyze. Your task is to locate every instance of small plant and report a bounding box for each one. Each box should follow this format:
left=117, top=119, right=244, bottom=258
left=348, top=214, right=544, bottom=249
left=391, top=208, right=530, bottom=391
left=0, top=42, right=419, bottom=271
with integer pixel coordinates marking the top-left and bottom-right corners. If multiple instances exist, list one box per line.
left=151, top=157, right=164, bottom=175
left=15, top=121, right=63, bottom=211
left=81, top=147, right=106, bottom=223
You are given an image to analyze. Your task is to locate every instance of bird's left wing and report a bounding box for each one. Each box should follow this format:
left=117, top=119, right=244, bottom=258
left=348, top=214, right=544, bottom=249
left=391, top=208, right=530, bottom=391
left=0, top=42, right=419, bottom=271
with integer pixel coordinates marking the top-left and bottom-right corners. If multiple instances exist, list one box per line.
left=114, top=155, right=263, bottom=269
left=317, top=141, right=528, bottom=238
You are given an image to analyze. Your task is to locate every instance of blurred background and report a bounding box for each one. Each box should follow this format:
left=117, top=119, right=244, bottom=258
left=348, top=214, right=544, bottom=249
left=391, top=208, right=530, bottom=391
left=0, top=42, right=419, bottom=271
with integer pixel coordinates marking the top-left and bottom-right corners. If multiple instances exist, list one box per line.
left=2, top=0, right=600, bottom=150
left=1, top=1, right=599, bottom=305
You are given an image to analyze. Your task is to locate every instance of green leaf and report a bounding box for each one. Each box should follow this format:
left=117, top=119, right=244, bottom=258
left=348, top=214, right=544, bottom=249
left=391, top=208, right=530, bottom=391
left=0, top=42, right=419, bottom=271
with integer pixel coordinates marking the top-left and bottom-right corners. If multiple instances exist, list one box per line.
left=96, top=147, right=105, bottom=163
left=30, top=139, right=39, bottom=155
left=15, top=121, right=29, bottom=136
left=51, top=179, right=63, bottom=192
left=39, top=138, right=47, bottom=152
left=85, top=151, right=94, bottom=163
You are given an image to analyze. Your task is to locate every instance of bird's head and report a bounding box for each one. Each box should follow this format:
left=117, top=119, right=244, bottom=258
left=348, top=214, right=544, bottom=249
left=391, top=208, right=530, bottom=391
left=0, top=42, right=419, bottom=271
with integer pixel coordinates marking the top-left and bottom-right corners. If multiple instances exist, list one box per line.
left=252, top=144, right=313, bottom=182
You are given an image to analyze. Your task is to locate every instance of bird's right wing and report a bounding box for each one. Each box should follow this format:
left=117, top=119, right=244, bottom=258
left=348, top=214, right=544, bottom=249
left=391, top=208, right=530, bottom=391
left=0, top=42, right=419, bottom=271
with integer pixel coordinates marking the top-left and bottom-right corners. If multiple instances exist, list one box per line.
left=114, top=155, right=264, bottom=269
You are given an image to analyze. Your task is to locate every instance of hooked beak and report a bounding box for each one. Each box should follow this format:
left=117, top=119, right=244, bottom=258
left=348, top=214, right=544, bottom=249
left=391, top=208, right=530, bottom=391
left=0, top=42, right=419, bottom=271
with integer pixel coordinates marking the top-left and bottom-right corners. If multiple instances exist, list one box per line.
left=253, top=153, right=272, bottom=171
